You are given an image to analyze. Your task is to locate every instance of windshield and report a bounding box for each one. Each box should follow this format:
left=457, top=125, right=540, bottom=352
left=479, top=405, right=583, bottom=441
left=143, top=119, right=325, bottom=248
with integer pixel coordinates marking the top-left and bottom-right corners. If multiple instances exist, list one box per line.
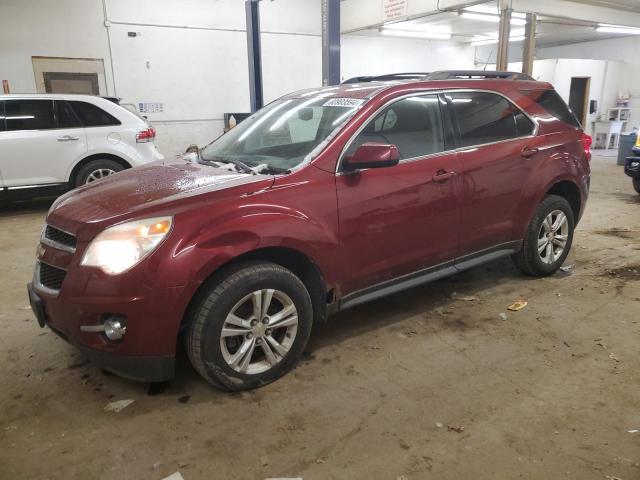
left=200, top=97, right=364, bottom=173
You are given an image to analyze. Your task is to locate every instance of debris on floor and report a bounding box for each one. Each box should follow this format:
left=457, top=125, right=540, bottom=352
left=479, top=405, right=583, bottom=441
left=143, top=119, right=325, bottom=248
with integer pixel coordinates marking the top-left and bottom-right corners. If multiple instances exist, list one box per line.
left=628, top=429, right=638, bottom=434
left=104, top=399, right=135, bottom=413
left=499, top=312, right=508, bottom=321
left=560, top=264, right=575, bottom=272
left=507, top=299, right=528, bottom=311
left=435, top=422, right=444, bottom=428
left=161, top=473, right=185, bottom=480
left=608, top=353, right=621, bottom=363
left=447, top=425, right=465, bottom=433
left=450, top=292, right=479, bottom=302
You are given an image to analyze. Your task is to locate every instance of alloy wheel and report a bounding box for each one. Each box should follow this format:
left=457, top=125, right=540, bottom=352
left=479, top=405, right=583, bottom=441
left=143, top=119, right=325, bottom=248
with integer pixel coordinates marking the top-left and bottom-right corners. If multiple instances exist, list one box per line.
left=86, top=168, right=116, bottom=183
left=220, top=289, right=299, bottom=374
left=537, top=209, right=569, bottom=264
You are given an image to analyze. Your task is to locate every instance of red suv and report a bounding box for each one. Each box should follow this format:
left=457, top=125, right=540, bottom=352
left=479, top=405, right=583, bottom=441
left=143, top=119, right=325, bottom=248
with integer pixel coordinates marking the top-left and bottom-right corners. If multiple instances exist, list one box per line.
left=28, top=71, right=591, bottom=391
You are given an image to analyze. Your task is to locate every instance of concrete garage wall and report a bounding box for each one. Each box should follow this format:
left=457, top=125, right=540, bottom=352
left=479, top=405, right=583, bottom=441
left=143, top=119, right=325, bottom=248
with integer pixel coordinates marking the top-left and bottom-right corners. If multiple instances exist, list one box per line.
left=104, top=0, right=323, bottom=154
left=341, top=35, right=476, bottom=79
left=0, top=0, right=115, bottom=95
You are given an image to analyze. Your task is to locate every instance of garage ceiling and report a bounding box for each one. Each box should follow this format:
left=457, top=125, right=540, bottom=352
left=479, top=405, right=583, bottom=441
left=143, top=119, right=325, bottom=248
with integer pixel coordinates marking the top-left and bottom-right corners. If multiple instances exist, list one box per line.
left=350, top=0, right=640, bottom=48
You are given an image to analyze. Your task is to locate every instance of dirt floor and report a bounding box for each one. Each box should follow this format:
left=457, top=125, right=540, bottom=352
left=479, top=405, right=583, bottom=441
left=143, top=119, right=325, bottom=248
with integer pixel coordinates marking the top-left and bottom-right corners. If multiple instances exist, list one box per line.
left=0, top=154, right=639, bottom=480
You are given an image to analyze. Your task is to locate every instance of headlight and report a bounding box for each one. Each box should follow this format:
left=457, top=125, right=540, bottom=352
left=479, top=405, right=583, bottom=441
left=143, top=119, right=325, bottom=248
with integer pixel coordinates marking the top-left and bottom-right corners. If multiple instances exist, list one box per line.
left=81, top=217, right=172, bottom=274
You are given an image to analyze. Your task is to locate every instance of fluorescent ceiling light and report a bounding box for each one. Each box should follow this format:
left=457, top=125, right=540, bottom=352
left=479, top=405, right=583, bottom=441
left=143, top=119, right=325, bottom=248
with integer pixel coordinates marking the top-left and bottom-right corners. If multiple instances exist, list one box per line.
left=460, top=11, right=526, bottom=26
left=380, top=29, right=452, bottom=40
left=471, top=35, right=526, bottom=46
left=596, top=25, right=640, bottom=35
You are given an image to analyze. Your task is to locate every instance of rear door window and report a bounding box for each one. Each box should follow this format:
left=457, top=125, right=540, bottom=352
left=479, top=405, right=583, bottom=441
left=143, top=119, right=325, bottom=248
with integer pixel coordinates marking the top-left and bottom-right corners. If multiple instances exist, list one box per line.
left=347, top=94, right=445, bottom=160
left=55, top=101, right=82, bottom=129
left=68, top=101, right=121, bottom=127
left=4, top=100, right=55, bottom=131
left=447, top=91, right=534, bottom=147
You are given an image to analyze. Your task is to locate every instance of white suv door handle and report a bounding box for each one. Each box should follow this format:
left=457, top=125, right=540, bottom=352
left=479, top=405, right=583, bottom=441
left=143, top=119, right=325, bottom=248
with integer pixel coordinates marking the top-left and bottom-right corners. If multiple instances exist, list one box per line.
left=57, top=135, right=79, bottom=142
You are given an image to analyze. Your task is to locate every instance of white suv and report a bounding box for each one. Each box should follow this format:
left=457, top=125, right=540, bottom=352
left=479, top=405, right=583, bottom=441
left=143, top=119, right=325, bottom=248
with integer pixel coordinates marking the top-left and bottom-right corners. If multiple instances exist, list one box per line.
left=0, top=94, right=163, bottom=200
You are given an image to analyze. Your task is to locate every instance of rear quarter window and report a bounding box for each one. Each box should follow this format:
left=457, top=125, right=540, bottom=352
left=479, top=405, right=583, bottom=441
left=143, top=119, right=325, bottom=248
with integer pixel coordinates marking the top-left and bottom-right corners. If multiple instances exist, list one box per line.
left=68, top=101, right=121, bottom=127
left=521, top=89, right=581, bottom=128
left=447, top=92, right=534, bottom=148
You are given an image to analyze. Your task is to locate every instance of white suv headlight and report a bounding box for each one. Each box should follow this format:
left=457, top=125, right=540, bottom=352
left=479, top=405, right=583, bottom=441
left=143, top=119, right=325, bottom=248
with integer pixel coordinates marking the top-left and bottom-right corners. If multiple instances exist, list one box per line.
left=81, top=217, right=172, bottom=274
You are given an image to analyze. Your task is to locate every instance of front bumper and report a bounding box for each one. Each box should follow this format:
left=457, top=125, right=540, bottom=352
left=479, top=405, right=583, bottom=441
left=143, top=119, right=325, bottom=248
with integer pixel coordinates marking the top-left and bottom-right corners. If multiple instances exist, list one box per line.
left=27, top=276, right=184, bottom=383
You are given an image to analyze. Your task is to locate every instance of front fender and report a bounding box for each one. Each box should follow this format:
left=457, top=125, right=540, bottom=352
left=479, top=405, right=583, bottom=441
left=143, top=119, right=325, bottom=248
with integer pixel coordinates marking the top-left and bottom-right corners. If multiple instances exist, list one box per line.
left=154, top=201, right=340, bottom=291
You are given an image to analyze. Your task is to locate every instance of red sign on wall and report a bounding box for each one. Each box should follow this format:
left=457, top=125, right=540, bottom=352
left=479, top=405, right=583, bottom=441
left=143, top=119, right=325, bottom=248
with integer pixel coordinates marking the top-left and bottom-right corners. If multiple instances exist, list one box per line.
left=2, top=80, right=9, bottom=94
left=382, top=0, right=407, bottom=22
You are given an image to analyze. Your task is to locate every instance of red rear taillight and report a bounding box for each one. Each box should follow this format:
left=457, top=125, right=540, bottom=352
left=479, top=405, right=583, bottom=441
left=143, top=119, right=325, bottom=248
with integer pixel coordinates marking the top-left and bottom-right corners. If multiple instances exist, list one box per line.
left=581, top=133, right=592, bottom=161
left=136, top=126, right=156, bottom=143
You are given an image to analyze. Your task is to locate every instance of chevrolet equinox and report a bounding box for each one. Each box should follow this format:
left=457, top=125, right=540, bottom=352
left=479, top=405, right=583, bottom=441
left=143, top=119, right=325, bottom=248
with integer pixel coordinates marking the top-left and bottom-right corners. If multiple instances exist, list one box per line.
left=28, top=71, right=591, bottom=391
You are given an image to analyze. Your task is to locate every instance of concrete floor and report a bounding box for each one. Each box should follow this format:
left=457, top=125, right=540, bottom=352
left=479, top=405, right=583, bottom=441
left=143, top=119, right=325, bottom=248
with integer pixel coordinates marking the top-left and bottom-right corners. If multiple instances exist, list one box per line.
left=1, top=155, right=639, bottom=480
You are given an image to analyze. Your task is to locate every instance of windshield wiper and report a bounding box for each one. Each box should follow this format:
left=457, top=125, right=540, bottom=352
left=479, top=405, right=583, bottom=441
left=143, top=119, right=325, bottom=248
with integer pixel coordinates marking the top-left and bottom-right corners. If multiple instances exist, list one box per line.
left=201, top=156, right=255, bottom=174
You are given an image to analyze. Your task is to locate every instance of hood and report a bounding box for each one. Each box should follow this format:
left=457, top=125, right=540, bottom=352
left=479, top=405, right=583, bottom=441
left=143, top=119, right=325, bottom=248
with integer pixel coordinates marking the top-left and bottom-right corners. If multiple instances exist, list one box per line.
left=48, top=157, right=274, bottom=233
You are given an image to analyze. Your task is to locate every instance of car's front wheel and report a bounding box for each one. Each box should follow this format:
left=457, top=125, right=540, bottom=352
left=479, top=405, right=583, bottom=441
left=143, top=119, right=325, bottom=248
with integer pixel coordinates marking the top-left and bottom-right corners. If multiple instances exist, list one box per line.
left=512, top=194, right=575, bottom=276
left=633, top=178, right=640, bottom=195
left=186, top=261, right=313, bottom=391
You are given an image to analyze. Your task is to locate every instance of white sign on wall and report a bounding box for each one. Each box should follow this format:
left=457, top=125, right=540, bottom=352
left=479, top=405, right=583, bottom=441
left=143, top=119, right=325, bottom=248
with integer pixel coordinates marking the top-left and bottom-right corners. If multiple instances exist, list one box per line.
left=382, top=0, right=408, bottom=22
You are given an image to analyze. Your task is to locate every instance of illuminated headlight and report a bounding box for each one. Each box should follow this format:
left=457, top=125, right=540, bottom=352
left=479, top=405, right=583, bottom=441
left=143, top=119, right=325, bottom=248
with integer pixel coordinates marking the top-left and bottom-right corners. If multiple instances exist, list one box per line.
left=81, top=217, right=172, bottom=274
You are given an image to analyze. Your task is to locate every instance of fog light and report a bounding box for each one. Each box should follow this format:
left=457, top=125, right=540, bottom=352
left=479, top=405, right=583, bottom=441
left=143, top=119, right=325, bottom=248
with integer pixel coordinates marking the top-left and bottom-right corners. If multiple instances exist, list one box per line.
left=104, top=317, right=126, bottom=341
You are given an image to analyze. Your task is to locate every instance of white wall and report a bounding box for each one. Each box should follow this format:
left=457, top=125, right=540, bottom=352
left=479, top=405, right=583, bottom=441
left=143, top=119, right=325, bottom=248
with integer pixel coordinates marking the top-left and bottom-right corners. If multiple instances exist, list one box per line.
left=0, top=0, right=115, bottom=95
left=341, top=35, right=476, bottom=80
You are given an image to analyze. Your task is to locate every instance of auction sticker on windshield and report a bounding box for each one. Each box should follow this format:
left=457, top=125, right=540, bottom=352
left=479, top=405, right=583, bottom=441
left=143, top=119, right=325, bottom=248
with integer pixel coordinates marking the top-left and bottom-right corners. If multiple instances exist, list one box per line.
left=322, top=98, right=366, bottom=107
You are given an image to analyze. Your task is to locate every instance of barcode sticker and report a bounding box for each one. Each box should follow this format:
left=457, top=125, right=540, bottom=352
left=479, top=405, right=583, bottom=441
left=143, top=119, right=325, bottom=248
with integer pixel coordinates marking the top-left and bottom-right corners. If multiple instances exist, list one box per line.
left=322, top=98, right=365, bottom=108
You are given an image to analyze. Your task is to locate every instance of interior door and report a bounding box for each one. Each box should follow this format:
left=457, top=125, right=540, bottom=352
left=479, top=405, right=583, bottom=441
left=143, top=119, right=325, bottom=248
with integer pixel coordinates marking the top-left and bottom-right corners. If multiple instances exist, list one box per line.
left=336, top=94, right=461, bottom=295
left=446, top=91, right=539, bottom=257
left=0, top=99, right=87, bottom=187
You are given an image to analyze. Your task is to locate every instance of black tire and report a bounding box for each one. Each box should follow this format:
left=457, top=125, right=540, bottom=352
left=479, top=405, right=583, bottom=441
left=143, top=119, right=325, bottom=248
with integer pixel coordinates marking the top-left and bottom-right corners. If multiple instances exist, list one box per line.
left=512, top=194, right=575, bottom=277
left=633, top=178, right=640, bottom=195
left=186, top=261, right=313, bottom=391
left=75, top=159, right=124, bottom=187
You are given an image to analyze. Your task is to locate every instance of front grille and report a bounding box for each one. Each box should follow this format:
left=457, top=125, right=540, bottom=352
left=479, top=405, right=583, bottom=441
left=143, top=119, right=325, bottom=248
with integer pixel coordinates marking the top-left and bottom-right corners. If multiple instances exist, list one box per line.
left=44, top=225, right=76, bottom=251
left=39, top=262, right=67, bottom=292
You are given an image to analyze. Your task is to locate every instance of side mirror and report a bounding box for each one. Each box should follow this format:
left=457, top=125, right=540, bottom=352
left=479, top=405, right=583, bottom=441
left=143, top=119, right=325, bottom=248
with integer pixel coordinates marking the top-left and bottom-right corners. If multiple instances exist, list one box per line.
left=343, top=143, right=400, bottom=171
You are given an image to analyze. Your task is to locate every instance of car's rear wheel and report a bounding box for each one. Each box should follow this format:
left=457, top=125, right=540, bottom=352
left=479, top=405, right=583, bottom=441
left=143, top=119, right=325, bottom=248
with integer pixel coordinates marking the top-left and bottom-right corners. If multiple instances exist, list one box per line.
left=186, top=261, right=313, bottom=391
left=75, top=159, right=124, bottom=186
left=512, top=194, right=575, bottom=276
left=633, top=178, right=640, bottom=194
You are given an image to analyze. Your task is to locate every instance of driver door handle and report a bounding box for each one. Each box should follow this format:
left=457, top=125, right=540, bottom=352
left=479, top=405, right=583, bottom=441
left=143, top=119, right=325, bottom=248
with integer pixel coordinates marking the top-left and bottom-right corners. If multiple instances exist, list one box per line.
left=432, top=170, right=456, bottom=183
left=521, top=146, right=539, bottom=158
left=57, top=135, right=79, bottom=142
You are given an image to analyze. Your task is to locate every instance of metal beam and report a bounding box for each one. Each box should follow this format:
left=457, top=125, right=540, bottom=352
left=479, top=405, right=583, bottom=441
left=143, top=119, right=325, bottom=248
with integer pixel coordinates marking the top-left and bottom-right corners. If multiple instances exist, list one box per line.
left=322, top=0, right=341, bottom=86
left=245, top=0, right=263, bottom=112
left=522, top=12, right=536, bottom=76
left=496, top=0, right=512, bottom=72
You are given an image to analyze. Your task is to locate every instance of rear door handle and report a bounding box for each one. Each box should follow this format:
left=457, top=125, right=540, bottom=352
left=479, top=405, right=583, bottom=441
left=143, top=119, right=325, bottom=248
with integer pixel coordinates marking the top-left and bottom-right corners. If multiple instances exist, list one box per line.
left=432, top=170, right=456, bottom=183
left=521, top=146, right=539, bottom=158
left=57, top=135, right=79, bottom=142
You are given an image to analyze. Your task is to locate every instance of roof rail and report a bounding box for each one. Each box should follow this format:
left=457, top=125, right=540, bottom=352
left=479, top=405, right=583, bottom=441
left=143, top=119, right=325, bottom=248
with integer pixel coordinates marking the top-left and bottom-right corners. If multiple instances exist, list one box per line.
left=426, top=70, right=535, bottom=81
left=341, top=72, right=429, bottom=84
